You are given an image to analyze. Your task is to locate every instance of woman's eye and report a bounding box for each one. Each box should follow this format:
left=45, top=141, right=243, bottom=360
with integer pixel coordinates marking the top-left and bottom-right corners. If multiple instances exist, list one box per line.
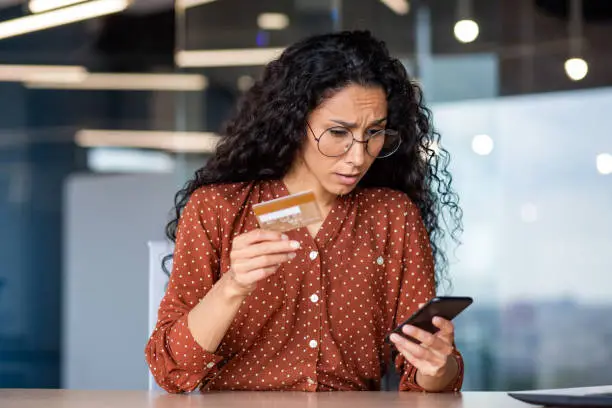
left=329, top=128, right=349, bottom=137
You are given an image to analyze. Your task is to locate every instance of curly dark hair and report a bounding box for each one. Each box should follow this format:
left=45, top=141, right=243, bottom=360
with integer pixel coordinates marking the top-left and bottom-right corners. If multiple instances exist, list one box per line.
left=165, top=30, right=462, bottom=289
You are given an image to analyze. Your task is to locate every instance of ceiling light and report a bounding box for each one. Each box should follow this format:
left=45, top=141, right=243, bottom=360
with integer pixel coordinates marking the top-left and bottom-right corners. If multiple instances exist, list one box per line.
left=176, top=47, right=285, bottom=68
left=76, top=129, right=220, bottom=153
left=380, top=0, right=410, bottom=15
left=0, top=66, right=206, bottom=91
left=25, top=73, right=208, bottom=91
left=596, top=153, right=612, bottom=175
left=88, top=148, right=175, bottom=173
left=0, top=64, right=87, bottom=82
left=566, top=1, right=586, bottom=82
left=0, top=0, right=130, bottom=41
left=564, top=58, right=588, bottom=81
left=454, top=19, right=479, bottom=43
left=237, top=75, right=255, bottom=92
left=176, top=0, right=217, bottom=9
left=257, top=13, right=289, bottom=30
left=29, top=0, right=90, bottom=13
left=471, top=134, right=493, bottom=156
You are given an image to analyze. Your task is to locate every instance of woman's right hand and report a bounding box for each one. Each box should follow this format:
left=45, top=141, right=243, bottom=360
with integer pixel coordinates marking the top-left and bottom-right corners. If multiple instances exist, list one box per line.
left=227, top=229, right=300, bottom=296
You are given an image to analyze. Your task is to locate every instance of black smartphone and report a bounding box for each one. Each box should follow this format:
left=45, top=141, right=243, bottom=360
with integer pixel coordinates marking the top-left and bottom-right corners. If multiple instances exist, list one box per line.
left=385, top=296, right=473, bottom=344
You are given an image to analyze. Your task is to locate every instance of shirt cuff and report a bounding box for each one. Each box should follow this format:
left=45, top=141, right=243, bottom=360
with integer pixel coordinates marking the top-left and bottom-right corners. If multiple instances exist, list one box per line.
left=398, top=349, right=464, bottom=392
left=167, top=314, right=225, bottom=376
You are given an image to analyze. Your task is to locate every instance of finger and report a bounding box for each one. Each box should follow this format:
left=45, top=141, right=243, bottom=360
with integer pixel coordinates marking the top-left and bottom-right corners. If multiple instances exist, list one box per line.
left=232, top=229, right=288, bottom=250
left=391, top=338, right=421, bottom=365
left=394, top=335, right=449, bottom=373
left=234, top=265, right=279, bottom=286
left=402, top=325, right=453, bottom=355
left=400, top=324, right=436, bottom=346
left=390, top=333, right=434, bottom=362
left=233, top=239, right=300, bottom=259
left=432, top=317, right=455, bottom=337
left=393, top=342, right=445, bottom=378
left=234, top=253, right=295, bottom=273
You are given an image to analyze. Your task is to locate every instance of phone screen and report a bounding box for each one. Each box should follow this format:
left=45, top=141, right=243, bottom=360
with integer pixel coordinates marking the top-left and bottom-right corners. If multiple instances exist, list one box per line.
left=386, top=296, right=473, bottom=344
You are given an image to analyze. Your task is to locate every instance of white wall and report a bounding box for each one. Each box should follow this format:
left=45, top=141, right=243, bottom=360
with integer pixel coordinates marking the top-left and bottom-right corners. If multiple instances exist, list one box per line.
left=62, top=173, right=179, bottom=389
left=433, top=87, right=612, bottom=305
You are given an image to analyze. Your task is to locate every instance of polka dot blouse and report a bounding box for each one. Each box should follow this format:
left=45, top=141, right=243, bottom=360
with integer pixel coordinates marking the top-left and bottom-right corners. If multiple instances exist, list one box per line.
left=145, top=179, right=464, bottom=393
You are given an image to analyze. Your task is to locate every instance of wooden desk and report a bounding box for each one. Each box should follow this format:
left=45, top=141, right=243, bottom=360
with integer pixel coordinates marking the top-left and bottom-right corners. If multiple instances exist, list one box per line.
left=1, top=387, right=611, bottom=408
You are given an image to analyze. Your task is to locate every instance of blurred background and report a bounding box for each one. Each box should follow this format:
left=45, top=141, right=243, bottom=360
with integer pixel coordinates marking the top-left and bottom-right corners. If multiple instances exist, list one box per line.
left=0, top=0, right=611, bottom=392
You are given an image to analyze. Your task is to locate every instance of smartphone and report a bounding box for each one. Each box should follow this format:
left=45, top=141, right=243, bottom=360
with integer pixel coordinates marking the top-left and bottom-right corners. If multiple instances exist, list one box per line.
left=385, top=296, right=473, bottom=344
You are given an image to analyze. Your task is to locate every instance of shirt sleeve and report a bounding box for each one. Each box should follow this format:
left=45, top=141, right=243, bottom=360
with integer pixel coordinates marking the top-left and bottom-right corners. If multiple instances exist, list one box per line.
left=394, top=203, right=464, bottom=392
left=145, top=189, right=225, bottom=393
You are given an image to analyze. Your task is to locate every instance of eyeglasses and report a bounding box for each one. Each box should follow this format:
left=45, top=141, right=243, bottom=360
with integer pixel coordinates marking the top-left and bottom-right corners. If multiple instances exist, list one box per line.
left=307, top=122, right=401, bottom=158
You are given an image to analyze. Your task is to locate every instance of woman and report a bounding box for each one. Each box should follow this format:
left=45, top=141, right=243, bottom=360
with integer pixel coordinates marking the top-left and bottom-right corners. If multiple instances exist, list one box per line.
left=145, top=30, right=463, bottom=394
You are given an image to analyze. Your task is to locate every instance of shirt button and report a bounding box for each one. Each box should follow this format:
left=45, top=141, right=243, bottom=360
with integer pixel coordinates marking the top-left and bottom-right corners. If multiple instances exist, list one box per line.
left=377, top=256, right=384, bottom=265
left=307, top=378, right=316, bottom=385
left=206, top=362, right=215, bottom=369
left=309, top=339, right=318, bottom=349
left=309, top=251, right=318, bottom=260
left=310, top=294, right=319, bottom=303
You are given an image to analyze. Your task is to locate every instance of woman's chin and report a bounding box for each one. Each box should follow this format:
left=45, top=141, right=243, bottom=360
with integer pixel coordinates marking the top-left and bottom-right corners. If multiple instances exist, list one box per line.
left=330, top=183, right=357, bottom=196
left=320, top=177, right=359, bottom=197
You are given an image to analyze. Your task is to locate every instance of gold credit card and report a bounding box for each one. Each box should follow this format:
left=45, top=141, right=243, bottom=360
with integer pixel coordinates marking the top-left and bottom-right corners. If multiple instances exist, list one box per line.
left=252, top=190, right=322, bottom=232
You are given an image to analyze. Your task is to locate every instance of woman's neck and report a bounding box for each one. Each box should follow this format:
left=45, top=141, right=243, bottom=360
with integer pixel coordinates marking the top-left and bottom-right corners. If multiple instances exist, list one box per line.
left=282, top=166, right=336, bottom=213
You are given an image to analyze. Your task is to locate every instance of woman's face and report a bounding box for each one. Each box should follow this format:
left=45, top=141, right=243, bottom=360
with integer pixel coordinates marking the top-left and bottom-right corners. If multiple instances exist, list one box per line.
left=300, top=84, right=388, bottom=197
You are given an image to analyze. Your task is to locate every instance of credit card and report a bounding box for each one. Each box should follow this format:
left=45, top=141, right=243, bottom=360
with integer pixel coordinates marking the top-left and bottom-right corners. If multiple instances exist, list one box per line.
left=252, top=190, right=322, bottom=232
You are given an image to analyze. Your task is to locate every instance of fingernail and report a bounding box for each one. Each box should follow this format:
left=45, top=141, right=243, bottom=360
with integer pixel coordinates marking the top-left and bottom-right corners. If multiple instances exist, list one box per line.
left=288, top=253, right=296, bottom=259
left=281, top=234, right=289, bottom=241
left=390, top=334, right=400, bottom=342
left=290, top=241, right=300, bottom=249
left=402, top=325, right=414, bottom=334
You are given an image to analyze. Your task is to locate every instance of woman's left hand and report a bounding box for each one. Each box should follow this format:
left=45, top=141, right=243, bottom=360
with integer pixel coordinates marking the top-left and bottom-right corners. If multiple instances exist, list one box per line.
left=389, top=312, right=456, bottom=379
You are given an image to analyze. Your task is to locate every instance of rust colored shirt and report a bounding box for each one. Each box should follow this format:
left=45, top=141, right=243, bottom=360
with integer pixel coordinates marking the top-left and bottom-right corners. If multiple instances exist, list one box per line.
left=145, top=180, right=464, bottom=393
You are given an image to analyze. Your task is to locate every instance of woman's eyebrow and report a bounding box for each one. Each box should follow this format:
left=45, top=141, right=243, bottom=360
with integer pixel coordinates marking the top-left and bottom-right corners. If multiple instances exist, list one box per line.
left=329, top=117, right=387, bottom=127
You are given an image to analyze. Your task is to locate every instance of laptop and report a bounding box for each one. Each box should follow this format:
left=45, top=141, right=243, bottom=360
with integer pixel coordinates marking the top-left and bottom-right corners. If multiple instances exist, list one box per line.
left=508, top=386, right=612, bottom=407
